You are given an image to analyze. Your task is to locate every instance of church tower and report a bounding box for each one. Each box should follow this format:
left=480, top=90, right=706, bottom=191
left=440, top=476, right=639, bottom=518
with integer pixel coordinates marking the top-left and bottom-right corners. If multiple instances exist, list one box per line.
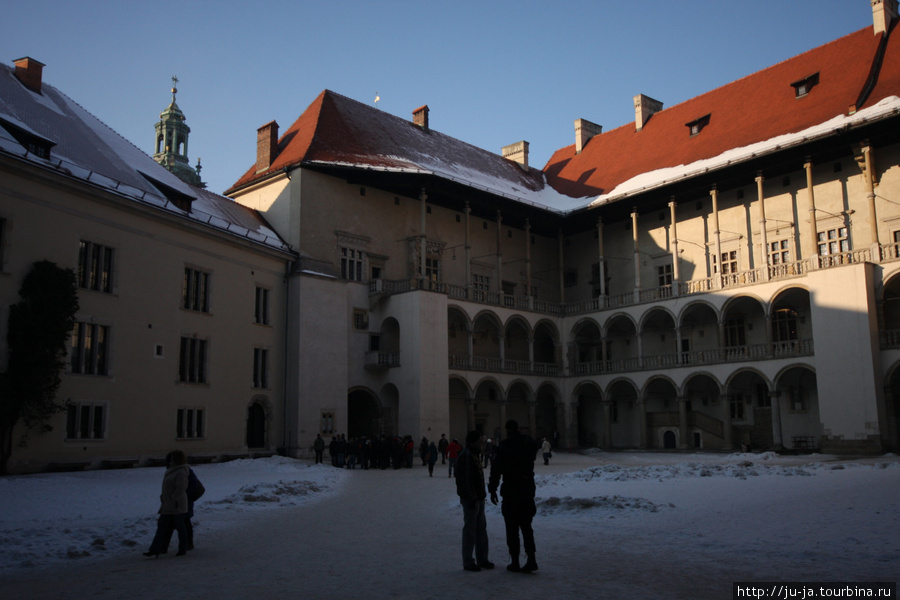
left=153, top=76, right=204, bottom=188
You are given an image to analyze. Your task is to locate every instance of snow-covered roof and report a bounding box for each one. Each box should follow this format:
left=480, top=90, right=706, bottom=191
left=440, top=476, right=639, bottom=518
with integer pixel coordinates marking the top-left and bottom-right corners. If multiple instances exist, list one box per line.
left=229, top=24, right=900, bottom=220
left=0, top=62, right=292, bottom=254
left=227, top=90, right=593, bottom=212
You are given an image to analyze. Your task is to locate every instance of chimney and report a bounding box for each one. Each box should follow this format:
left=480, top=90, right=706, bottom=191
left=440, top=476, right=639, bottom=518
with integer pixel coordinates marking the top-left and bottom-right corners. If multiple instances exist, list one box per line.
left=634, top=94, right=664, bottom=131
left=873, top=0, right=898, bottom=35
left=413, top=105, right=429, bottom=130
left=13, top=57, right=45, bottom=94
left=256, top=121, right=279, bottom=173
left=574, top=118, right=602, bottom=153
left=502, top=141, right=529, bottom=170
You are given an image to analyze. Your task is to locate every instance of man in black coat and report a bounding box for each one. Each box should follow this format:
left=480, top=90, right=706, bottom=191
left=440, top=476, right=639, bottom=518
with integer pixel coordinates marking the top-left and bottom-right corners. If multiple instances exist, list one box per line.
left=488, top=419, right=540, bottom=573
left=455, top=431, right=493, bottom=572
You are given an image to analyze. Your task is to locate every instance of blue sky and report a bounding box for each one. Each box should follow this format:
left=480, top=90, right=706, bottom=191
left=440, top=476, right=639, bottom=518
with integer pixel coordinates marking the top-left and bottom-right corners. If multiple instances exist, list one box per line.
left=3, top=1, right=871, bottom=195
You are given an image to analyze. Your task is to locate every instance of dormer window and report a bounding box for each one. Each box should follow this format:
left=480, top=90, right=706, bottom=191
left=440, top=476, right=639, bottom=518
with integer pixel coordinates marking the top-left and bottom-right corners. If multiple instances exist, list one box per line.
left=791, top=72, right=819, bottom=98
left=0, top=116, right=55, bottom=159
left=685, top=114, right=710, bottom=137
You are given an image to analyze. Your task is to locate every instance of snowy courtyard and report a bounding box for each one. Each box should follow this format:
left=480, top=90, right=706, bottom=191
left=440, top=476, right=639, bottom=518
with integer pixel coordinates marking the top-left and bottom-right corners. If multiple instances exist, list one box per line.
left=1, top=450, right=897, bottom=599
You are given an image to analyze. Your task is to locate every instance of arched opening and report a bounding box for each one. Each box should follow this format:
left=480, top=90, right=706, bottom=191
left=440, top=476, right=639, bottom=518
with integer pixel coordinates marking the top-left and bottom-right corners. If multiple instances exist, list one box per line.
left=348, top=389, right=382, bottom=439
left=775, top=366, right=821, bottom=451
left=663, top=430, right=677, bottom=449
left=246, top=401, right=266, bottom=449
left=535, top=383, right=558, bottom=443
left=575, top=382, right=604, bottom=448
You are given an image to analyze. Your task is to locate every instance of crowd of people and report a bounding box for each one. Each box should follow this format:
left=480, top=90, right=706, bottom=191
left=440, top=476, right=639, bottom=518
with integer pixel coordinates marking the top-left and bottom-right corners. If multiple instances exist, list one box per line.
left=312, top=432, right=507, bottom=475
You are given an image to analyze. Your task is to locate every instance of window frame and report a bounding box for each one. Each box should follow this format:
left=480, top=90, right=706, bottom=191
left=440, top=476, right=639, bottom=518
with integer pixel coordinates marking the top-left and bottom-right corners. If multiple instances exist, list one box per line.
left=78, top=240, right=115, bottom=294
left=71, top=320, right=110, bottom=376
left=66, top=401, right=106, bottom=441
left=176, top=406, right=206, bottom=440
left=183, top=267, right=211, bottom=313
left=178, top=335, right=209, bottom=384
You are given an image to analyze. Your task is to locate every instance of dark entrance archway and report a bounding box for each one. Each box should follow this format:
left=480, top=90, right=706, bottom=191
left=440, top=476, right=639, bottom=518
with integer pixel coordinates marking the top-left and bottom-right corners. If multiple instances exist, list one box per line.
left=246, top=401, right=266, bottom=449
left=348, top=389, right=381, bottom=438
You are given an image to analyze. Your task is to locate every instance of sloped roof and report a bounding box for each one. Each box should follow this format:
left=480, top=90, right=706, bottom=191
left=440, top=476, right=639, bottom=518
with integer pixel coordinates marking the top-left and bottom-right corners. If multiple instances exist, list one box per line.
left=544, top=26, right=900, bottom=203
left=227, top=90, right=591, bottom=211
left=0, top=62, right=291, bottom=253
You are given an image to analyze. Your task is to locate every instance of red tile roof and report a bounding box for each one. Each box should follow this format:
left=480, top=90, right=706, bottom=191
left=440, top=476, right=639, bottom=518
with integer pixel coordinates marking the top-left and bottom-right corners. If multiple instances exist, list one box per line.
left=544, top=26, right=898, bottom=200
left=227, top=90, right=572, bottom=208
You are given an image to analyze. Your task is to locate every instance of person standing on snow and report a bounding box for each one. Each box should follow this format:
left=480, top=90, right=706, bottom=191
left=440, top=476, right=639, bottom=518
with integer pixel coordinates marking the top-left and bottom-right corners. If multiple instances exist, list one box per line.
left=488, top=420, right=540, bottom=573
left=455, top=431, right=493, bottom=572
left=447, top=437, right=463, bottom=477
left=427, top=441, right=439, bottom=476
left=541, top=437, right=552, bottom=465
left=438, top=433, right=449, bottom=464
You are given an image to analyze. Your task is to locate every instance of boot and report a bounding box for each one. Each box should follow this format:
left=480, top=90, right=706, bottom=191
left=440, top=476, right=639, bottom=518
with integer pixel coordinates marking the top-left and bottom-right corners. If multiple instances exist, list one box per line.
left=506, top=554, right=521, bottom=572
left=521, top=553, right=538, bottom=573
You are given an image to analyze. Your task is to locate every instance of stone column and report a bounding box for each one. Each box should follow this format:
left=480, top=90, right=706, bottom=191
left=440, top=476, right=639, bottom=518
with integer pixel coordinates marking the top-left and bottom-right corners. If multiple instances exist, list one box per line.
left=465, top=202, right=472, bottom=298
left=756, top=174, right=769, bottom=281
left=597, top=218, right=607, bottom=301
left=722, top=394, right=734, bottom=450
left=637, top=397, right=648, bottom=449
left=419, top=188, right=427, bottom=285
left=499, top=401, right=508, bottom=441
left=528, top=401, right=537, bottom=440
left=525, top=219, right=532, bottom=305
left=711, top=186, right=723, bottom=288
left=496, top=211, right=503, bottom=295
left=804, top=160, right=820, bottom=268
left=602, top=402, right=613, bottom=448
left=862, top=144, right=880, bottom=247
left=669, top=198, right=680, bottom=296
left=558, top=229, right=565, bottom=303
left=770, top=390, right=784, bottom=449
left=678, top=396, right=689, bottom=450
left=632, top=209, right=641, bottom=302
left=466, top=398, right=476, bottom=432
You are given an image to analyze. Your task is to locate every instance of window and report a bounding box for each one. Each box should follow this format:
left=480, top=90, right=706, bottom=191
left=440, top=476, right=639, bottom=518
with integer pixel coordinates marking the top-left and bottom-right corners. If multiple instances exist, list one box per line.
left=685, top=114, right=711, bottom=136
left=730, top=395, right=747, bottom=420
left=254, top=287, right=270, bottom=325
left=183, top=268, right=210, bottom=312
left=657, top=263, right=673, bottom=287
left=179, top=336, right=208, bottom=383
left=713, top=250, right=738, bottom=275
left=176, top=407, right=205, bottom=439
left=66, top=402, right=105, bottom=440
left=472, top=273, right=490, bottom=300
left=724, top=318, right=746, bottom=347
left=425, top=257, right=440, bottom=283
left=320, top=410, right=335, bottom=435
left=71, top=321, right=109, bottom=375
left=341, top=247, right=365, bottom=281
left=78, top=241, right=114, bottom=293
left=564, top=268, right=578, bottom=287
left=817, top=227, right=849, bottom=255
left=791, top=72, right=819, bottom=98
left=253, top=348, right=269, bottom=389
left=769, top=240, right=790, bottom=264
left=352, top=308, right=368, bottom=331
left=772, top=308, right=798, bottom=343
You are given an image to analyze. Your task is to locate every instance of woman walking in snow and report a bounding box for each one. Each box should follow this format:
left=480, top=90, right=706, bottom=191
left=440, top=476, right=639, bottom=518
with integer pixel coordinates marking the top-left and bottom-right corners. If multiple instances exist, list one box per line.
left=143, top=450, right=190, bottom=558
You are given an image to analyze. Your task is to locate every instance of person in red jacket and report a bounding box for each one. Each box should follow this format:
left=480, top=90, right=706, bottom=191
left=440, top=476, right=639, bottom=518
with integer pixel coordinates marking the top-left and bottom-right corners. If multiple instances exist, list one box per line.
left=447, top=437, right=463, bottom=477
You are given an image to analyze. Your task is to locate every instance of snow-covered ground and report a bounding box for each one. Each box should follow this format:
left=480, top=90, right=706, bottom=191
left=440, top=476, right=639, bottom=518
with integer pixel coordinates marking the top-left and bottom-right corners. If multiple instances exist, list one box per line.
left=1, top=451, right=898, bottom=599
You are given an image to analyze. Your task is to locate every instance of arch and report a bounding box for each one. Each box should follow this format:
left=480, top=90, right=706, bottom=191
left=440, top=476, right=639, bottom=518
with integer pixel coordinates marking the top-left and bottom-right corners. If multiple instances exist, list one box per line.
left=448, top=306, right=470, bottom=361
left=472, top=311, right=503, bottom=360
left=881, top=272, right=900, bottom=332
left=448, top=377, right=471, bottom=439
left=640, top=307, right=677, bottom=365
left=604, top=313, right=639, bottom=368
left=883, top=360, right=900, bottom=451
left=534, top=382, right=560, bottom=442
left=533, top=320, right=559, bottom=364
left=347, top=387, right=382, bottom=439
left=246, top=396, right=270, bottom=450
left=606, top=378, right=641, bottom=449
left=773, top=364, right=821, bottom=451
left=721, top=294, right=768, bottom=350
left=575, top=380, right=604, bottom=448
left=678, top=301, right=720, bottom=359
left=505, top=317, right=531, bottom=363
left=726, top=368, right=774, bottom=450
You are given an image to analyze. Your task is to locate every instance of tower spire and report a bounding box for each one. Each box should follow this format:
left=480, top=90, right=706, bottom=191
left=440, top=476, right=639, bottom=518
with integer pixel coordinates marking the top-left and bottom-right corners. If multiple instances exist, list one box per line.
left=152, top=76, right=204, bottom=188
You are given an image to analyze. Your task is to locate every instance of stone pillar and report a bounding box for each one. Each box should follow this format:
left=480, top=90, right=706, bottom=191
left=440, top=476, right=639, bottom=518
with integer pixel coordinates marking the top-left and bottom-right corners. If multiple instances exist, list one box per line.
left=637, top=397, right=648, bottom=449
left=419, top=188, right=427, bottom=285
left=669, top=198, right=680, bottom=296
left=602, top=402, right=613, bottom=448
left=465, top=202, right=472, bottom=298
left=466, top=324, right=474, bottom=368
left=804, top=160, right=820, bottom=268
left=499, top=401, right=508, bottom=441
left=711, top=186, right=723, bottom=288
left=496, top=211, right=503, bottom=294
left=675, top=326, right=683, bottom=365
left=597, top=218, right=607, bottom=300
left=678, top=396, right=689, bottom=450
left=756, top=174, right=769, bottom=281
left=770, top=390, right=784, bottom=449
left=558, top=229, right=565, bottom=303
left=525, top=219, right=532, bottom=304
left=528, top=401, right=537, bottom=440
left=632, top=209, right=641, bottom=302
left=722, top=394, right=734, bottom=450
left=862, top=145, right=880, bottom=247
left=466, top=398, right=476, bottom=432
